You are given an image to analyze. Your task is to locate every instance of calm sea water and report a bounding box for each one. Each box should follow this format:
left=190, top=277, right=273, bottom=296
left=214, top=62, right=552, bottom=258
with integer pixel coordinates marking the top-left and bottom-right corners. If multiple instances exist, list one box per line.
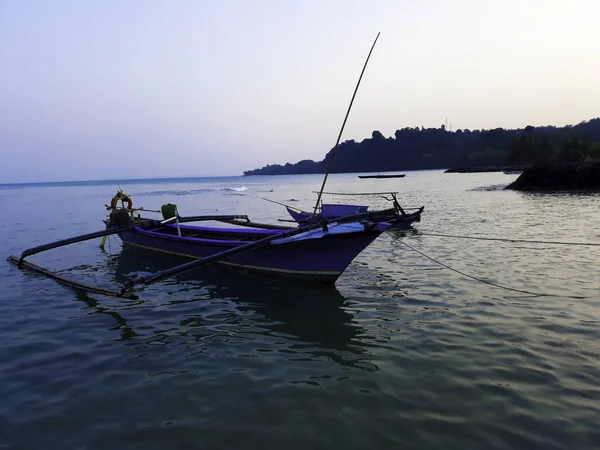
left=1, top=171, right=599, bottom=449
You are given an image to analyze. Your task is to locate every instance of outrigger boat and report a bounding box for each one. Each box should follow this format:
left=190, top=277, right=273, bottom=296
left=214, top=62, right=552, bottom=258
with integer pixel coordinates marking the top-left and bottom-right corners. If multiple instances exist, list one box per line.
left=7, top=32, right=405, bottom=300
left=7, top=189, right=393, bottom=299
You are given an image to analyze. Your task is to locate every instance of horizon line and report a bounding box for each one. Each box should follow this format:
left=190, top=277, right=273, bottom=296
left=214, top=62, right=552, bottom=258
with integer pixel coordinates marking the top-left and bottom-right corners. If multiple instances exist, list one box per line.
left=0, top=174, right=244, bottom=187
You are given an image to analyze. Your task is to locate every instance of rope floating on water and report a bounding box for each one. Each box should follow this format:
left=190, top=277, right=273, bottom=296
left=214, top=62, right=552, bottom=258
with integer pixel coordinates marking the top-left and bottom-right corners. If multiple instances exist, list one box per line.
left=418, top=232, right=600, bottom=247
left=397, top=239, right=589, bottom=299
left=110, top=234, right=122, bottom=249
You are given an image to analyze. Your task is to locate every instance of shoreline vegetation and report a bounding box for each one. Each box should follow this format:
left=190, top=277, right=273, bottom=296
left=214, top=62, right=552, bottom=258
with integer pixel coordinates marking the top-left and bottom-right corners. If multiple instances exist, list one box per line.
left=243, top=118, right=600, bottom=176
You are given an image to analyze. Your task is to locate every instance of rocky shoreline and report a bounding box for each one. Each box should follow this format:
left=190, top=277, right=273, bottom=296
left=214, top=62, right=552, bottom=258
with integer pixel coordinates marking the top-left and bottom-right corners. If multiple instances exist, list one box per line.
left=506, top=161, right=600, bottom=191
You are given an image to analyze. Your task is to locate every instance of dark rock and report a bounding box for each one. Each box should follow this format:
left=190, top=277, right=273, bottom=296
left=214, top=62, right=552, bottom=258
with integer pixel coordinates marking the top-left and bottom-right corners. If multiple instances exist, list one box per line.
left=506, top=161, right=600, bottom=191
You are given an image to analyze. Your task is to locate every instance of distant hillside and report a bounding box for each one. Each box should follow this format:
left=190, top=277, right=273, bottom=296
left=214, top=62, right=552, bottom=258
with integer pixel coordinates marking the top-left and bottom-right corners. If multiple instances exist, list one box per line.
left=243, top=119, right=600, bottom=175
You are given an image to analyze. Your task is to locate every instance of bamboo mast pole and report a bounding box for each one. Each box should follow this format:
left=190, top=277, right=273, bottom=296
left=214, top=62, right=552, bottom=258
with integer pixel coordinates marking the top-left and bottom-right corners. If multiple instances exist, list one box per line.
left=312, top=32, right=381, bottom=217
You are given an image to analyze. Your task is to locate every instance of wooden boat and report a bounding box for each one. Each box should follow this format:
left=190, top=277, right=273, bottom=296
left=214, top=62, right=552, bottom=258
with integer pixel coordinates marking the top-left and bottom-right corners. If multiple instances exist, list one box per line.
left=358, top=173, right=406, bottom=179
left=8, top=204, right=392, bottom=298
left=8, top=32, right=394, bottom=298
left=115, top=218, right=390, bottom=284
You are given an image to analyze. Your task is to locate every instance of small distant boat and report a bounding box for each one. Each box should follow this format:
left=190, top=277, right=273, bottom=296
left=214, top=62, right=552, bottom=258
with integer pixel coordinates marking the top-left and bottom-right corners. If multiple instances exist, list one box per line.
left=358, top=174, right=406, bottom=179
left=503, top=171, right=523, bottom=175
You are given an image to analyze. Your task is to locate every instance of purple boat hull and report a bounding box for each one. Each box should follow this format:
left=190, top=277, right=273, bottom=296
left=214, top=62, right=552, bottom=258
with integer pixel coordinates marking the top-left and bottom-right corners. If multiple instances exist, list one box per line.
left=118, top=222, right=388, bottom=284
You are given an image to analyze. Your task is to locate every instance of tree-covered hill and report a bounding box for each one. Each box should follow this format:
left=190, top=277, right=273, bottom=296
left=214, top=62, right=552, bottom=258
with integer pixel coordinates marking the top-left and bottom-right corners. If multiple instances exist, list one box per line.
left=243, top=119, right=600, bottom=175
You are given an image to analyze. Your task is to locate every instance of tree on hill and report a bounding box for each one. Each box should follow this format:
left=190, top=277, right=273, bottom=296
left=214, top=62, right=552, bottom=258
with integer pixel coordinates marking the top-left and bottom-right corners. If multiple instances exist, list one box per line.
left=242, top=118, right=600, bottom=175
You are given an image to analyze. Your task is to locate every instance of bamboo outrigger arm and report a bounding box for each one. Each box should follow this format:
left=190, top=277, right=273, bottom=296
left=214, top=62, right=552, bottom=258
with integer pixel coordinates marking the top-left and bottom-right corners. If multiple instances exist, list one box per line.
left=15, top=214, right=251, bottom=263
left=8, top=221, right=160, bottom=300
left=7, top=214, right=251, bottom=300
left=16, top=220, right=157, bottom=263
left=7, top=255, right=141, bottom=300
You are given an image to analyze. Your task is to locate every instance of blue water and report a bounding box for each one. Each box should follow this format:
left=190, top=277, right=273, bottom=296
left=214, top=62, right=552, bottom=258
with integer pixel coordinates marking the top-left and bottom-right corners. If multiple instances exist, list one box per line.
left=1, top=171, right=599, bottom=449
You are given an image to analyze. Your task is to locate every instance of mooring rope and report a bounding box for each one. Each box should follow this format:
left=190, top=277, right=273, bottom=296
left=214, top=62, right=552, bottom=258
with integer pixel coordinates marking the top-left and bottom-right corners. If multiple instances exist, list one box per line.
left=397, top=239, right=589, bottom=299
left=110, top=234, right=123, bottom=248
left=418, top=232, right=600, bottom=247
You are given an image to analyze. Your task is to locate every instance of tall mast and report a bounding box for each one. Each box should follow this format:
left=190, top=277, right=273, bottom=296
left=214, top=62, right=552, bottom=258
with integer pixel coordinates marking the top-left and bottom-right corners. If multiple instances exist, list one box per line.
left=312, top=32, right=381, bottom=216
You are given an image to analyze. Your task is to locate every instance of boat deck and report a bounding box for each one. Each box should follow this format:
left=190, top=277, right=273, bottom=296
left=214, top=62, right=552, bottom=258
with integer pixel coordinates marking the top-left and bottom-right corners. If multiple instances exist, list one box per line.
left=148, top=223, right=285, bottom=243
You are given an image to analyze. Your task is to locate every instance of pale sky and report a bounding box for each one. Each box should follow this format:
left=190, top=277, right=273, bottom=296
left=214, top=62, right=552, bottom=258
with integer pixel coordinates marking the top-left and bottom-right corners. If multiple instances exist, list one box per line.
left=1, top=0, right=599, bottom=182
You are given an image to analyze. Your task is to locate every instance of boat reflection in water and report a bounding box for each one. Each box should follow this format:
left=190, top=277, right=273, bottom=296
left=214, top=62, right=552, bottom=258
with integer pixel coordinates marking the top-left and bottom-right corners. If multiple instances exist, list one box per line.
left=98, top=246, right=374, bottom=368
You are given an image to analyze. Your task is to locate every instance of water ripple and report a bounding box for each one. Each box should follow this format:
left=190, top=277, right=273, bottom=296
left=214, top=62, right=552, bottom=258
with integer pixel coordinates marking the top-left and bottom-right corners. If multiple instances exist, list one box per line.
left=1, top=173, right=600, bottom=449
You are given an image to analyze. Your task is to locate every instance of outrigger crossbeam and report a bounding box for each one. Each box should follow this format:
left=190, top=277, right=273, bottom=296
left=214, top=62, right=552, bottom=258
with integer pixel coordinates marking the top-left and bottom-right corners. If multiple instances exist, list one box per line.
left=7, top=255, right=141, bottom=299
left=7, top=214, right=251, bottom=300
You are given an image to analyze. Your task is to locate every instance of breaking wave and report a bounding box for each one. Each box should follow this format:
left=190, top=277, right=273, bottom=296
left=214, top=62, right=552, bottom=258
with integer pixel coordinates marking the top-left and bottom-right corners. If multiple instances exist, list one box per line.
left=224, top=186, right=248, bottom=192
left=134, top=186, right=249, bottom=197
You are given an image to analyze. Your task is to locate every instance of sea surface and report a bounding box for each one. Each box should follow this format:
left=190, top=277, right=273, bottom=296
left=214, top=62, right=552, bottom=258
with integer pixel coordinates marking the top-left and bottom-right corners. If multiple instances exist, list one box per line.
left=1, top=171, right=599, bottom=449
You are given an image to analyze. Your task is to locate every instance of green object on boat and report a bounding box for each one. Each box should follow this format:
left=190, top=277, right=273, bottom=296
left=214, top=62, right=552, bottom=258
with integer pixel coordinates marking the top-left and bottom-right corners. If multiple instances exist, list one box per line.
left=161, top=203, right=178, bottom=220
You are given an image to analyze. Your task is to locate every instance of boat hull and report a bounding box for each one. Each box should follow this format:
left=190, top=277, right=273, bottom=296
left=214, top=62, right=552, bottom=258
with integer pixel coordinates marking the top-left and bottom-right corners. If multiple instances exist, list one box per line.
left=118, top=222, right=387, bottom=284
